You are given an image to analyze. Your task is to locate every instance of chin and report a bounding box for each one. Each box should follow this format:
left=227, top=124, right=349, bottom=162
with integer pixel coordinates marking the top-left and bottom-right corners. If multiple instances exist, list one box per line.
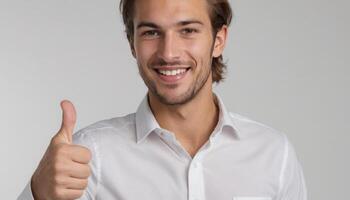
left=155, top=88, right=195, bottom=106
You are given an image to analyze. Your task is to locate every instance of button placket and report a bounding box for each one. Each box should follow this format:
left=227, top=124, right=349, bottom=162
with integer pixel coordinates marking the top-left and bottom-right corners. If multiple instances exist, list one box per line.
left=188, top=158, right=205, bottom=200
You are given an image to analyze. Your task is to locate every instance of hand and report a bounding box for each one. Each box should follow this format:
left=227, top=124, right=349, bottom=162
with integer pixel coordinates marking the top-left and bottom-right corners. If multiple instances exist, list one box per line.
left=31, top=100, right=92, bottom=200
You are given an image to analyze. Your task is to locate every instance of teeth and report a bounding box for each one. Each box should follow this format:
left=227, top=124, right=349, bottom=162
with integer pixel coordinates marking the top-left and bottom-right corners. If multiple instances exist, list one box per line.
left=158, top=69, right=187, bottom=76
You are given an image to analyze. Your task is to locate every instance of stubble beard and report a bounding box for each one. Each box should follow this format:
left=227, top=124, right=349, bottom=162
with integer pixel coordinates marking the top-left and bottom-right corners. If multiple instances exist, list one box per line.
left=138, top=61, right=212, bottom=106
left=138, top=37, right=215, bottom=106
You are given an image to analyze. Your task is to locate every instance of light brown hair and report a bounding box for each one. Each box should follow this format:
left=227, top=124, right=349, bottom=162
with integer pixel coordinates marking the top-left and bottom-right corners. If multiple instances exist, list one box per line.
left=119, top=0, right=233, bottom=83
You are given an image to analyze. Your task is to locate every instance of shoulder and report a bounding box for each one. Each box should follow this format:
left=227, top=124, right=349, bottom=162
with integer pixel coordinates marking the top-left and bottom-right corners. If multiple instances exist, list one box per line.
left=228, top=112, right=289, bottom=149
left=72, top=112, right=136, bottom=144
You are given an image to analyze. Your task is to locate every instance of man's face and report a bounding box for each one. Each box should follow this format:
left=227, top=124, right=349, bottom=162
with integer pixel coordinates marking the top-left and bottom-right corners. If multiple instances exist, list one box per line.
left=132, top=0, right=223, bottom=105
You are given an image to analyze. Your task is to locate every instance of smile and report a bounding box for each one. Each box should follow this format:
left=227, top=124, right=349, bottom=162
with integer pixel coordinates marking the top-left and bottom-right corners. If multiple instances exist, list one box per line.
left=158, top=68, right=187, bottom=76
left=154, top=67, right=191, bottom=83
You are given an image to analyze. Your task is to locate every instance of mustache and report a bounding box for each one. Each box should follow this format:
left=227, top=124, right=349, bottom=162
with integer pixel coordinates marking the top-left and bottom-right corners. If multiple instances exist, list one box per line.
left=150, top=58, right=192, bottom=67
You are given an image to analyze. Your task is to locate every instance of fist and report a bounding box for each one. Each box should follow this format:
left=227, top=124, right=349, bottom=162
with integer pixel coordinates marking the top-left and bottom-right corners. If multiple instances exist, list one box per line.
left=31, top=100, right=92, bottom=200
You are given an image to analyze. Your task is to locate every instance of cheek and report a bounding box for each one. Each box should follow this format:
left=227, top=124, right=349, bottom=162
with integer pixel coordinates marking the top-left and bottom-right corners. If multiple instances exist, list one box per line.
left=134, top=41, right=157, bottom=65
left=186, top=39, right=213, bottom=65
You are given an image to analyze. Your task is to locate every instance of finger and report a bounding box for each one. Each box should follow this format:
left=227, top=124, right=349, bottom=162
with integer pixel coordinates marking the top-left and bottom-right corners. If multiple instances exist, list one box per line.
left=55, top=188, right=84, bottom=200
left=65, top=177, right=89, bottom=190
left=68, top=162, right=91, bottom=179
left=58, top=100, right=77, bottom=144
left=68, top=145, right=92, bottom=164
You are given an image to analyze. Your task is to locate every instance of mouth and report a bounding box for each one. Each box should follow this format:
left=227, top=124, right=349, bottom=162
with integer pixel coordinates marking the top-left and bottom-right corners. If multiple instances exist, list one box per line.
left=153, top=67, right=191, bottom=83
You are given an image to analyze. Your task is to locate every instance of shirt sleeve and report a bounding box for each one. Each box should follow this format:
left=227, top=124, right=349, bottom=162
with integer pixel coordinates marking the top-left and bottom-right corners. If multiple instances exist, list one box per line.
left=276, top=136, right=308, bottom=200
left=17, top=181, right=35, bottom=200
left=17, top=130, right=100, bottom=200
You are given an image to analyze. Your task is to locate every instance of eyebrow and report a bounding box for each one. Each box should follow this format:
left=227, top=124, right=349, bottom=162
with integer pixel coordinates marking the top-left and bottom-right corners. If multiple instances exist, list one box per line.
left=136, top=20, right=204, bottom=29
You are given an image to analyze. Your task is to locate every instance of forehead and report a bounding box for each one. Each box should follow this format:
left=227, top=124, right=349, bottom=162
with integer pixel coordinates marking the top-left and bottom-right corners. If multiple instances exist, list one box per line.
left=133, top=0, right=211, bottom=27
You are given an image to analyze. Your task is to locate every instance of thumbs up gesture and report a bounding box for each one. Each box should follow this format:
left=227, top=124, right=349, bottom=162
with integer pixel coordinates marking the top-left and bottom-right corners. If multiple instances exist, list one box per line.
left=31, top=100, right=92, bottom=200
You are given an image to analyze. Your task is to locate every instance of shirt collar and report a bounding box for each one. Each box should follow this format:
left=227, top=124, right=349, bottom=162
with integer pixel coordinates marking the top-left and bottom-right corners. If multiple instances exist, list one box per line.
left=135, top=93, right=240, bottom=144
left=211, top=93, right=241, bottom=140
left=135, top=94, right=161, bottom=144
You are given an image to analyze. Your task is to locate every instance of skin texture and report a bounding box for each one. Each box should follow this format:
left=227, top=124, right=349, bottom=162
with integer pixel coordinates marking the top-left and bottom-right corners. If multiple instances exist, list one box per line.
left=132, top=0, right=227, bottom=156
left=31, top=101, right=92, bottom=200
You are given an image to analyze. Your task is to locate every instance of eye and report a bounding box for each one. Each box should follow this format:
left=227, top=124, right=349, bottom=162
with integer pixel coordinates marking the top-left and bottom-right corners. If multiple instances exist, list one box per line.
left=142, top=30, right=160, bottom=37
left=181, top=28, right=198, bottom=35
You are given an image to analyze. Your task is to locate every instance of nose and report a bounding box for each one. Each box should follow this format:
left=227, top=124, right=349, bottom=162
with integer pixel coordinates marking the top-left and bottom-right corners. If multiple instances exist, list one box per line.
left=157, top=32, right=181, bottom=62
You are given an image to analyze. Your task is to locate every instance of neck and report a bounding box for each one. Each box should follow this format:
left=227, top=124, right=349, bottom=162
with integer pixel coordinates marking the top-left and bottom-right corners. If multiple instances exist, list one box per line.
left=148, top=81, right=219, bottom=157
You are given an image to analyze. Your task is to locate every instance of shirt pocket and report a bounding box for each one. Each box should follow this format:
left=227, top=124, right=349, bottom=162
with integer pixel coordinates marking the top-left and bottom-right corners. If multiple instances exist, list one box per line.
left=233, top=197, right=272, bottom=200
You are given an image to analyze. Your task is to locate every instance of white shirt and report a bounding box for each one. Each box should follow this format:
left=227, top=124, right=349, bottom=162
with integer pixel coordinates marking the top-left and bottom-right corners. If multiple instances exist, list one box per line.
left=18, top=93, right=307, bottom=200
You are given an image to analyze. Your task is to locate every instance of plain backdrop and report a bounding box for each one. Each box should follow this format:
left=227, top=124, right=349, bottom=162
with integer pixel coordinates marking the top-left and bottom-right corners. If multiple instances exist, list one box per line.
left=1, top=0, right=349, bottom=199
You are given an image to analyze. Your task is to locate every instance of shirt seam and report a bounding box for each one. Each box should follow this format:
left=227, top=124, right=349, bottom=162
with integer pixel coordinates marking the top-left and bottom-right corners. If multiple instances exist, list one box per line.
left=230, top=112, right=278, bottom=132
left=79, top=119, right=135, bottom=134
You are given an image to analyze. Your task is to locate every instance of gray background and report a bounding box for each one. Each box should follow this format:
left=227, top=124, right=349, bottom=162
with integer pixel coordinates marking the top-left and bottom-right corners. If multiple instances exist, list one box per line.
left=1, top=0, right=349, bottom=199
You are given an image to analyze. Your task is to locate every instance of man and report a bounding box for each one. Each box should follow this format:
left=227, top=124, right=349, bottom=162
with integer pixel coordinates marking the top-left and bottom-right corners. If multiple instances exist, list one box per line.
left=18, top=0, right=307, bottom=199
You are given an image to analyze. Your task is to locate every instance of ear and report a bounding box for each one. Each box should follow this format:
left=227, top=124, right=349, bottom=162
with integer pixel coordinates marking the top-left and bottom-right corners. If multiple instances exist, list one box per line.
left=212, top=25, right=228, bottom=58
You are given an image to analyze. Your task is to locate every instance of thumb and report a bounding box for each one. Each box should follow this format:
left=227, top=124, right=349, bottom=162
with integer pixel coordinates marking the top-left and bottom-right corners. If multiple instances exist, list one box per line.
left=57, top=100, right=77, bottom=144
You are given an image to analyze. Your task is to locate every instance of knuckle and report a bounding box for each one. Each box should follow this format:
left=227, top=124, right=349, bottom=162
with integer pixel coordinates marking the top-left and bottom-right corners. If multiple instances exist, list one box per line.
left=53, top=162, right=63, bottom=172
left=82, top=147, right=92, bottom=161
left=80, top=165, right=91, bottom=178
left=53, top=162, right=70, bottom=176
left=82, top=179, right=89, bottom=188
left=53, top=175, right=63, bottom=185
